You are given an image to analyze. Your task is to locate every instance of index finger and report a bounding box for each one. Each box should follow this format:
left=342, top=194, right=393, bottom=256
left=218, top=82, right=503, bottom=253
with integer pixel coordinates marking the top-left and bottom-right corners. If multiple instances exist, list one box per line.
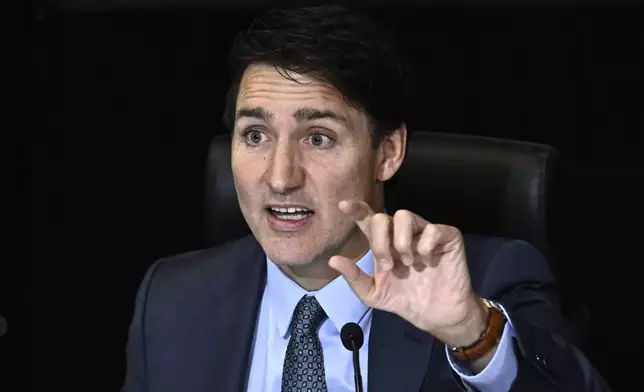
left=338, top=200, right=376, bottom=235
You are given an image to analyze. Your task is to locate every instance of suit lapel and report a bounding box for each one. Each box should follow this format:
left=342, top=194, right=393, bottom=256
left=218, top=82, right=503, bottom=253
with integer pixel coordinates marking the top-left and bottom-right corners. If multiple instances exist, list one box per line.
left=368, top=309, right=436, bottom=392
left=202, top=237, right=267, bottom=392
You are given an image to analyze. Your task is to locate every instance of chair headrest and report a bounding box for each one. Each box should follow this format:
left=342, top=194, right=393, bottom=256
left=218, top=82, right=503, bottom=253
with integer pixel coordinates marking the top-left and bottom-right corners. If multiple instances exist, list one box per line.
left=203, top=131, right=559, bottom=257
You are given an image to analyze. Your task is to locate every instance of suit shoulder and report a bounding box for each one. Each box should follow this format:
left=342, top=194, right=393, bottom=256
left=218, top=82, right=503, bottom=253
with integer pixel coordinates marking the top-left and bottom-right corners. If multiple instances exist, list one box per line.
left=462, top=233, right=554, bottom=295
left=143, top=235, right=264, bottom=294
left=157, top=235, right=260, bottom=269
left=463, top=233, right=518, bottom=262
left=463, top=233, right=543, bottom=262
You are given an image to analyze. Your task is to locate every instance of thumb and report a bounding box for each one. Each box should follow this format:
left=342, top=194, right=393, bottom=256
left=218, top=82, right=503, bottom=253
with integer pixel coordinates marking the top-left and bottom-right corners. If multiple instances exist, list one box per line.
left=329, top=255, right=375, bottom=303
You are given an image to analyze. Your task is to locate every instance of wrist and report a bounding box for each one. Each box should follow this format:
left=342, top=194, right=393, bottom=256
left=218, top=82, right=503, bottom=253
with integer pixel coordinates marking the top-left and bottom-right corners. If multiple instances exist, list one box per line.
left=448, top=298, right=507, bottom=363
left=441, top=297, right=489, bottom=348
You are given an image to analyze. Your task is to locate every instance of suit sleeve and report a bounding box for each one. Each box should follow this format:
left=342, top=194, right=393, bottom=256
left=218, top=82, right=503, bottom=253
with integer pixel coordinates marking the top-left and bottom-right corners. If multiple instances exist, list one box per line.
left=121, top=260, right=162, bottom=392
left=452, top=239, right=613, bottom=392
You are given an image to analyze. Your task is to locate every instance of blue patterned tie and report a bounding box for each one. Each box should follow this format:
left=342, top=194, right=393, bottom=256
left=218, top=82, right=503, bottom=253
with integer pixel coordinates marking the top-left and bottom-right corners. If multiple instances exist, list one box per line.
left=281, top=295, right=328, bottom=392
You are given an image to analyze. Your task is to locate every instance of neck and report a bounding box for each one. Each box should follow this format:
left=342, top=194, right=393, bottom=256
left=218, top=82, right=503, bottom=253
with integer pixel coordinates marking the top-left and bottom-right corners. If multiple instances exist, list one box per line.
left=280, top=262, right=341, bottom=291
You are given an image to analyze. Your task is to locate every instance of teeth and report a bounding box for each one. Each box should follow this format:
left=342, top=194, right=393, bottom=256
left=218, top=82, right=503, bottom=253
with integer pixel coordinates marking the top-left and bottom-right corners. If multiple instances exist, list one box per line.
left=268, top=206, right=313, bottom=221
left=269, top=207, right=310, bottom=213
left=273, top=213, right=310, bottom=221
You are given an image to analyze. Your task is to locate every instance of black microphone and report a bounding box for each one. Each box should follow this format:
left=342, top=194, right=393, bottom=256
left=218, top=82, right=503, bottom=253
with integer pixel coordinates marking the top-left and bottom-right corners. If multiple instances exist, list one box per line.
left=341, top=322, right=364, bottom=392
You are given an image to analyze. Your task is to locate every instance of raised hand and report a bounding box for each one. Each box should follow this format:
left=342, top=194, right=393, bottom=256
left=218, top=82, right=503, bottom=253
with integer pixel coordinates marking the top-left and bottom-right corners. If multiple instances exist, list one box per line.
left=328, top=200, right=489, bottom=348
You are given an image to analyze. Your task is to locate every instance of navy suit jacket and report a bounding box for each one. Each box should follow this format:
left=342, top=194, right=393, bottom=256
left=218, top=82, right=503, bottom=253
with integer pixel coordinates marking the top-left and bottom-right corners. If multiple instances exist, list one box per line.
left=122, top=234, right=611, bottom=392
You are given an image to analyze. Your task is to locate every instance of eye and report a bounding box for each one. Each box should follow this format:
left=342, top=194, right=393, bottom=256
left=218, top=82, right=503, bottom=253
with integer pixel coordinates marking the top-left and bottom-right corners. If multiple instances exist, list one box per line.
left=306, top=132, right=334, bottom=149
left=243, top=129, right=267, bottom=146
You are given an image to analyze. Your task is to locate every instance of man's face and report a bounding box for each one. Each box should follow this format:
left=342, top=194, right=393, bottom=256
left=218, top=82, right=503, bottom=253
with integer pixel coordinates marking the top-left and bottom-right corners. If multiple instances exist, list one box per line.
left=231, top=64, right=384, bottom=266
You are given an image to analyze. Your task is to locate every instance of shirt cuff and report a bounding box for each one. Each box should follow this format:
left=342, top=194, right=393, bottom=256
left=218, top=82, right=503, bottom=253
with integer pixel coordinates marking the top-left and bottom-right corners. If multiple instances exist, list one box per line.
left=446, top=305, right=518, bottom=392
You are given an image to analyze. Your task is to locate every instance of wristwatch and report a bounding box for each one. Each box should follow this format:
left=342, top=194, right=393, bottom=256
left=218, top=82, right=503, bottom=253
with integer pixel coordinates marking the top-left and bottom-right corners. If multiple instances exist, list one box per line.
left=449, top=298, right=507, bottom=362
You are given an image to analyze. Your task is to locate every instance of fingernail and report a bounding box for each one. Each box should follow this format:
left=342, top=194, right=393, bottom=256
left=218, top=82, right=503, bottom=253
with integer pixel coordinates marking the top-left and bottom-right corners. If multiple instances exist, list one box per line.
left=379, top=258, right=392, bottom=270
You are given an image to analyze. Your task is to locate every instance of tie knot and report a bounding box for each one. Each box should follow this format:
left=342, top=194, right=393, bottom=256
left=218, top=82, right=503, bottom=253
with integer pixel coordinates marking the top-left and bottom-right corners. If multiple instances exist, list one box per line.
left=290, top=295, right=327, bottom=336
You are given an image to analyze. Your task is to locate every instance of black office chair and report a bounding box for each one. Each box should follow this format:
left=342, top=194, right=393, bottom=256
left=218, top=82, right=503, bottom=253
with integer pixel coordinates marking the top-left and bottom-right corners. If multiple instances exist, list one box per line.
left=203, top=130, right=587, bottom=345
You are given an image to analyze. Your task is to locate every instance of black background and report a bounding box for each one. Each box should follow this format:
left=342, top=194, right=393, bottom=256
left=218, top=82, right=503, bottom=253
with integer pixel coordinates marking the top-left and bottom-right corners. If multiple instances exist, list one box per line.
left=12, top=0, right=644, bottom=391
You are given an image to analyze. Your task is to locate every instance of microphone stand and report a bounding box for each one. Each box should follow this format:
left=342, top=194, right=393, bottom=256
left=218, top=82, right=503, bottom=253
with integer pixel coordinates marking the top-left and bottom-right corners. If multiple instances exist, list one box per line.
left=350, top=339, right=363, bottom=392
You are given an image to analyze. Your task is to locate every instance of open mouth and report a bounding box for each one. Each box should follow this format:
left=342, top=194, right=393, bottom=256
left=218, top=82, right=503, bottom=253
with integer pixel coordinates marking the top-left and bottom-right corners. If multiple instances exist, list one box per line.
left=266, top=206, right=315, bottom=221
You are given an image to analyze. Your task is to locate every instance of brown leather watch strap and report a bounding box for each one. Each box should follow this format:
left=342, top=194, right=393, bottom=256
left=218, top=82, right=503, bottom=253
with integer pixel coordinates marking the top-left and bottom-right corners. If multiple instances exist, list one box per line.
left=449, top=299, right=507, bottom=362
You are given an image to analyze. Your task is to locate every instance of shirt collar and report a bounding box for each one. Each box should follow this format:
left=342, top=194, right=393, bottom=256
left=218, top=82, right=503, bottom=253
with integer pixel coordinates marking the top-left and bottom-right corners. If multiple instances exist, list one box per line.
left=266, top=250, right=374, bottom=338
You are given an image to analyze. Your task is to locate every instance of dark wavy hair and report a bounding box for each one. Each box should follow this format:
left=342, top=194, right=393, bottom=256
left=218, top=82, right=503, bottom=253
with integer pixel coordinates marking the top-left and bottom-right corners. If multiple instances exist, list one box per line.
left=223, top=5, right=412, bottom=147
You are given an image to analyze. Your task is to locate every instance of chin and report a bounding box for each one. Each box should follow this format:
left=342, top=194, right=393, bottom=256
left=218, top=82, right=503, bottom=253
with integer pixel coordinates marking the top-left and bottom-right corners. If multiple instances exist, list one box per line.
left=250, top=215, right=357, bottom=265
left=262, top=239, right=319, bottom=266
left=257, top=230, right=339, bottom=267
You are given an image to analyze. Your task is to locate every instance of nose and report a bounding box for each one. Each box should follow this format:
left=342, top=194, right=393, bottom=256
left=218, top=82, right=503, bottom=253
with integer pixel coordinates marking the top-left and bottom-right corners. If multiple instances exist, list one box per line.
left=267, top=140, right=304, bottom=195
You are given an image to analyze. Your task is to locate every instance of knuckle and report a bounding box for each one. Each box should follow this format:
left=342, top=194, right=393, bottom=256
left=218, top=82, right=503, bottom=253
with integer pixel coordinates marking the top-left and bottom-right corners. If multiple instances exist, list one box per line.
left=372, top=213, right=390, bottom=224
left=418, top=226, right=437, bottom=251
left=417, top=237, right=433, bottom=255
left=416, top=246, right=430, bottom=257
left=393, top=209, right=413, bottom=221
left=369, top=216, right=392, bottom=255
left=394, top=235, right=411, bottom=253
left=371, top=215, right=391, bottom=235
left=371, top=241, right=391, bottom=258
left=423, top=223, right=438, bottom=238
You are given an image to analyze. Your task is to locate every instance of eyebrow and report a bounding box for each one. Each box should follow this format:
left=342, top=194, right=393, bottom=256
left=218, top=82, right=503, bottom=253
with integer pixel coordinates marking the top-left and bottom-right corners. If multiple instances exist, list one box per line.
left=235, top=106, right=349, bottom=127
left=236, top=107, right=274, bottom=121
left=293, top=107, right=349, bottom=126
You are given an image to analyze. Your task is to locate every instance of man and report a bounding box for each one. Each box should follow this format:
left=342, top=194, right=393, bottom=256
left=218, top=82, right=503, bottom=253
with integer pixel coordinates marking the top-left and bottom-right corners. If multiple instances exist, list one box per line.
left=122, top=5, right=611, bottom=392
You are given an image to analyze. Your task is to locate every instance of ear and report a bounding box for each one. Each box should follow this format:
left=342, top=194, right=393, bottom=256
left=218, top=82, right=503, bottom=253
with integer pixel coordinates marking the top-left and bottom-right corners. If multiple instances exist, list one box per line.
left=375, top=123, right=407, bottom=182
